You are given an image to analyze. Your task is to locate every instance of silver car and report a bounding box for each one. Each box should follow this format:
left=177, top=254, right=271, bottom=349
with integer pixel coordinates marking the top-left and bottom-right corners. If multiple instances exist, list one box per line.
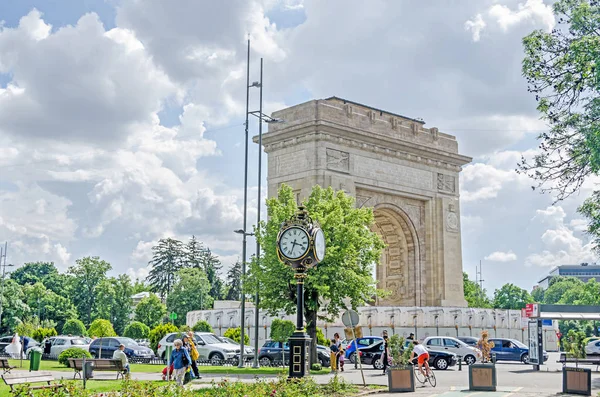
left=157, top=332, right=240, bottom=363
left=423, top=336, right=480, bottom=365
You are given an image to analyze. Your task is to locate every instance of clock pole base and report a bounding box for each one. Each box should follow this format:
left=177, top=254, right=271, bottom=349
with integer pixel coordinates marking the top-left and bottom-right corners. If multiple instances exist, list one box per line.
left=288, top=331, right=311, bottom=378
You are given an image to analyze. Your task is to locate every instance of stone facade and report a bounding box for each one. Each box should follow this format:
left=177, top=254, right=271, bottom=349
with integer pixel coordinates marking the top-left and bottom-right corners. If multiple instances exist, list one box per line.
left=256, top=97, right=472, bottom=307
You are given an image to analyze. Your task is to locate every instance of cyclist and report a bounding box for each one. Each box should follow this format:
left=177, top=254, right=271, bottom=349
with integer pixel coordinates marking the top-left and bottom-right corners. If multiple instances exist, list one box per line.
left=410, top=340, right=431, bottom=378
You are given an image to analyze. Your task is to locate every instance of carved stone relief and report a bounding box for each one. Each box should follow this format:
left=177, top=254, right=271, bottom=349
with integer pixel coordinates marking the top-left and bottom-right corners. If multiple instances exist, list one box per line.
left=437, top=173, right=456, bottom=193
left=326, top=148, right=350, bottom=173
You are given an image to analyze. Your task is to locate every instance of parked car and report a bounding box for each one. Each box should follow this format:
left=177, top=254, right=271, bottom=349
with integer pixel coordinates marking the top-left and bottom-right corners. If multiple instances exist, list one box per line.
left=458, top=336, right=479, bottom=346
left=345, top=336, right=384, bottom=359
left=0, top=335, right=40, bottom=358
left=89, top=337, right=155, bottom=361
left=353, top=340, right=457, bottom=370
left=47, top=336, right=90, bottom=356
left=217, top=336, right=255, bottom=360
left=423, top=336, right=480, bottom=365
left=157, top=332, right=239, bottom=363
left=489, top=338, right=548, bottom=364
left=135, top=339, right=150, bottom=348
left=585, top=339, right=600, bottom=355
left=257, top=340, right=330, bottom=367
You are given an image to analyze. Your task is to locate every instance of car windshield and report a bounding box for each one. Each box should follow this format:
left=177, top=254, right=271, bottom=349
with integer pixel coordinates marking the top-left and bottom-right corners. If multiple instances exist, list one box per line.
left=511, top=340, right=526, bottom=348
left=70, top=339, right=87, bottom=345
left=201, top=334, right=222, bottom=344
left=117, top=338, right=139, bottom=347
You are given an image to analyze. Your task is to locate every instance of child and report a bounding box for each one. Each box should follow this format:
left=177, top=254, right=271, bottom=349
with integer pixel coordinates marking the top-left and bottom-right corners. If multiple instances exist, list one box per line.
left=329, top=338, right=339, bottom=372
left=339, top=348, right=345, bottom=371
left=162, top=363, right=174, bottom=381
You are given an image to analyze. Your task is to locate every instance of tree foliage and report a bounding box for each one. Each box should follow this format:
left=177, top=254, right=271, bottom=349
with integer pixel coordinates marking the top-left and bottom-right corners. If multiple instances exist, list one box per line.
left=124, top=321, right=150, bottom=340
left=519, top=0, right=600, bottom=201
left=192, top=320, right=213, bottom=333
left=251, top=185, right=384, bottom=363
left=87, top=319, right=116, bottom=338
left=493, top=283, right=533, bottom=310
left=135, top=294, right=166, bottom=328
left=270, top=319, right=295, bottom=344
left=149, top=323, right=178, bottom=354
left=68, top=257, right=112, bottom=326
left=463, top=272, right=492, bottom=308
left=11, top=262, right=58, bottom=286
left=185, top=236, right=224, bottom=300
left=32, top=327, right=57, bottom=342
left=224, top=327, right=250, bottom=345
left=62, top=319, right=87, bottom=336
left=147, top=238, right=184, bottom=299
left=166, top=268, right=212, bottom=327
left=225, top=261, right=242, bottom=301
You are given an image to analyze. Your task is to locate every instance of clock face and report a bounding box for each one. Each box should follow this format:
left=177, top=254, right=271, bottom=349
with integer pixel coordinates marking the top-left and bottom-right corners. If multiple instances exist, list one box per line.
left=314, top=229, right=325, bottom=262
left=279, top=227, right=310, bottom=259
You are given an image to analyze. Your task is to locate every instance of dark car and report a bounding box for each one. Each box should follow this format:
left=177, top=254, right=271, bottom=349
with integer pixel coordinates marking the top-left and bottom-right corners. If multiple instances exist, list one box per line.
left=354, top=340, right=458, bottom=370
left=258, top=340, right=330, bottom=367
left=89, top=337, right=155, bottom=362
left=489, top=338, right=548, bottom=364
left=458, top=336, right=479, bottom=346
left=345, top=336, right=384, bottom=359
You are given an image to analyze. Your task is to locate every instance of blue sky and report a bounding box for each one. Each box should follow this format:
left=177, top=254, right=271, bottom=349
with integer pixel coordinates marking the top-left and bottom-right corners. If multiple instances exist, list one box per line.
left=0, top=0, right=596, bottom=297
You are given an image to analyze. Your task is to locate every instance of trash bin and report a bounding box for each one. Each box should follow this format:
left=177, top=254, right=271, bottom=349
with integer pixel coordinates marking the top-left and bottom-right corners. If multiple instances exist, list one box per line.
left=83, top=361, right=94, bottom=380
left=29, top=349, right=42, bottom=372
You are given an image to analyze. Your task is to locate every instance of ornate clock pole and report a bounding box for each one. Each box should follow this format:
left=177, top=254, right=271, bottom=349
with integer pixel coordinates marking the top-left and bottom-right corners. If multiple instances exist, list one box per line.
left=276, top=206, right=326, bottom=378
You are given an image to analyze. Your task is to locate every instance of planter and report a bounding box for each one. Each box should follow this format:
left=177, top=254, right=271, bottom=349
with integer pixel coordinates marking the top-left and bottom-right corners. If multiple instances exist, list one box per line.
left=468, top=363, right=496, bottom=391
left=387, top=366, right=414, bottom=393
left=563, top=367, right=591, bottom=396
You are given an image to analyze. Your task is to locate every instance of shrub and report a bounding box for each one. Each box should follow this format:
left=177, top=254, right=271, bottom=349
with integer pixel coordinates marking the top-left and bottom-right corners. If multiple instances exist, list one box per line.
left=192, top=320, right=213, bottom=333
left=270, top=319, right=295, bottom=343
left=224, top=327, right=250, bottom=345
left=88, top=319, right=116, bottom=338
left=32, top=327, right=57, bottom=342
left=15, top=320, right=37, bottom=337
left=564, top=329, right=587, bottom=358
left=311, top=363, right=322, bottom=371
left=62, top=319, right=87, bottom=336
left=149, top=323, right=178, bottom=354
left=179, top=325, right=191, bottom=333
left=316, top=327, right=328, bottom=346
left=124, top=321, right=150, bottom=340
left=58, top=347, right=92, bottom=367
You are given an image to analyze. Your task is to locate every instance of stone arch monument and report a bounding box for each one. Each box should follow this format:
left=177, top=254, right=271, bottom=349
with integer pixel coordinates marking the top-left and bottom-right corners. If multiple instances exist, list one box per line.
left=257, top=97, right=471, bottom=307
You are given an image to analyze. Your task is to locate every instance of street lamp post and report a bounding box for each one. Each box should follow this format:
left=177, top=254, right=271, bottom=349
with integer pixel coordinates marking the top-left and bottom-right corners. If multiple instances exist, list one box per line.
left=234, top=229, right=254, bottom=367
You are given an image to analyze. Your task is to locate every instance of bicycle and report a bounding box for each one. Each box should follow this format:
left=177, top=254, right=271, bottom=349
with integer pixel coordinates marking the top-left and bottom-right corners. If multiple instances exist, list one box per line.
left=412, top=358, right=436, bottom=387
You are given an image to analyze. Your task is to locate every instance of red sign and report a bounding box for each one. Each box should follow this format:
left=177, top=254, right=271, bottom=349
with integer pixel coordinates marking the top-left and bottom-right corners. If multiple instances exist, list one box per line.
left=525, top=303, right=538, bottom=317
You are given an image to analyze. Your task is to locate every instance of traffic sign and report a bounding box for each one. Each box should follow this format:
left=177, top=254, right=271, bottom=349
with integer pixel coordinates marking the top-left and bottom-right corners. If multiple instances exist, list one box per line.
left=341, top=310, right=360, bottom=327
left=169, top=312, right=178, bottom=320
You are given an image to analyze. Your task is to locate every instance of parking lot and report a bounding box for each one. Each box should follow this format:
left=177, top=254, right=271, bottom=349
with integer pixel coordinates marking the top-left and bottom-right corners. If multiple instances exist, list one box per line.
left=326, top=353, right=600, bottom=396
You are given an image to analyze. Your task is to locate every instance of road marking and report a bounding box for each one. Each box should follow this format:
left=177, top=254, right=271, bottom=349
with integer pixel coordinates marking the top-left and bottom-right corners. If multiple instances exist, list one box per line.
left=504, top=386, right=523, bottom=397
left=450, top=386, right=456, bottom=390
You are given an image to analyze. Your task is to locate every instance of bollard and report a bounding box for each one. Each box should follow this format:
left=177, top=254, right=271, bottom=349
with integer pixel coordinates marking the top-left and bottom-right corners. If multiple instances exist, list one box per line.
left=458, top=355, right=462, bottom=371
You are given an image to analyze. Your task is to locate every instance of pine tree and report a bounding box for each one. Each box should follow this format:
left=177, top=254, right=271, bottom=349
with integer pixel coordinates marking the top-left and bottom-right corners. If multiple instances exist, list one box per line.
left=147, top=238, right=184, bottom=299
left=225, top=261, right=242, bottom=301
left=185, top=236, right=223, bottom=300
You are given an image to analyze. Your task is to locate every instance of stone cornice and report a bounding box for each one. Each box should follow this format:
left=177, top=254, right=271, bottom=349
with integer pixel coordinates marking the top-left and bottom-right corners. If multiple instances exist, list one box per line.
left=254, top=122, right=471, bottom=171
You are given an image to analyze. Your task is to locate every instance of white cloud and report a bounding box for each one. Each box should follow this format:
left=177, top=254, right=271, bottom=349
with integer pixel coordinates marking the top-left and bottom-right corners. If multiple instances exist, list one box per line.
left=489, top=0, right=555, bottom=33
left=570, top=218, right=588, bottom=232
left=485, top=250, right=517, bottom=262
left=465, top=14, right=486, bottom=42
left=127, top=266, right=149, bottom=281
left=460, top=163, right=529, bottom=202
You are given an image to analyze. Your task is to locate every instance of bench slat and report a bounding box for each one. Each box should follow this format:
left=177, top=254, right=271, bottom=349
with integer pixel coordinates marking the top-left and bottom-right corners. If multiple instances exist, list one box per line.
left=3, top=372, right=55, bottom=385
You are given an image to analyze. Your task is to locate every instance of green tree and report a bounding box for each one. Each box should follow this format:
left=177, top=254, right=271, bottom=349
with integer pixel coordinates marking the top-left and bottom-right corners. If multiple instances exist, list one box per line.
left=149, top=323, right=178, bottom=355
left=463, top=272, right=492, bottom=308
left=224, top=327, right=250, bottom=345
left=531, top=286, right=545, bottom=303
left=87, top=319, right=116, bottom=338
left=135, top=294, right=166, bottom=328
left=10, top=262, right=58, bottom=286
left=132, top=279, right=150, bottom=294
left=22, top=282, right=77, bottom=332
left=0, top=279, right=30, bottom=333
left=185, top=236, right=224, bottom=300
left=147, top=238, right=185, bottom=299
left=493, top=283, right=534, bottom=310
left=270, top=319, right=295, bottom=366
left=68, top=257, right=112, bottom=326
left=250, top=185, right=384, bottom=364
left=544, top=277, right=584, bottom=304
left=32, top=327, right=57, bottom=342
left=559, top=279, right=600, bottom=305
left=224, top=261, right=242, bottom=301
left=166, top=268, right=212, bottom=326
left=112, top=275, right=134, bottom=335
left=315, top=327, right=328, bottom=346
left=519, top=0, right=600, bottom=202
left=62, top=319, right=87, bottom=336
left=123, top=321, right=150, bottom=340
left=192, top=320, right=213, bottom=333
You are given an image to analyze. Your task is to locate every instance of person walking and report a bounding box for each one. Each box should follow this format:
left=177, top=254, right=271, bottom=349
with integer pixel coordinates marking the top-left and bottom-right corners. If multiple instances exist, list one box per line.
left=333, top=333, right=342, bottom=371
left=382, top=332, right=390, bottom=375
left=329, top=338, right=339, bottom=372
left=187, top=331, right=201, bottom=379
left=112, top=343, right=130, bottom=375
left=5, top=333, right=22, bottom=359
left=170, top=339, right=192, bottom=387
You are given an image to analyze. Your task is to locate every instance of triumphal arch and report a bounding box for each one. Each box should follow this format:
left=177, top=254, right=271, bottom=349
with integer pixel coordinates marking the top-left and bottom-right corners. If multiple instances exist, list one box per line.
left=258, top=97, right=471, bottom=307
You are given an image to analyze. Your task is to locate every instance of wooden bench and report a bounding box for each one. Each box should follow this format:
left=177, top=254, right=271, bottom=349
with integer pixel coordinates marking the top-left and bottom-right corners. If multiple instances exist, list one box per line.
left=68, top=358, right=126, bottom=379
left=0, top=358, right=16, bottom=374
left=2, top=371, right=64, bottom=392
left=557, top=353, right=600, bottom=371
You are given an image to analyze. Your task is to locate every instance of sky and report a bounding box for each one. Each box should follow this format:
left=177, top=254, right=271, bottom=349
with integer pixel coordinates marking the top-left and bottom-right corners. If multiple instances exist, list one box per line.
left=0, top=0, right=597, bottom=298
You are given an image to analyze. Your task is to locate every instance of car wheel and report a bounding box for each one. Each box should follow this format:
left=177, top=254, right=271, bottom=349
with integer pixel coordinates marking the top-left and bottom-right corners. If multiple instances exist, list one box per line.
left=464, top=355, right=476, bottom=365
left=521, top=353, right=529, bottom=364
left=90, top=352, right=97, bottom=359
left=259, top=356, right=272, bottom=366
left=209, top=353, right=224, bottom=365
left=434, top=357, right=448, bottom=370
left=373, top=357, right=384, bottom=370
left=349, top=354, right=355, bottom=364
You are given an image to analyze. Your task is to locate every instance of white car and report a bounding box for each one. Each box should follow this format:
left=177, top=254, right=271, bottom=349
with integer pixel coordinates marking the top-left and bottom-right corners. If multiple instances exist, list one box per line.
left=585, top=339, right=600, bottom=355
left=218, top=336, right=255, bottom=359
left=423, top=336, right=480, bottom=365
left=157, top=332, right=240, bottom=363
left=48, top=336, right=90, bottom=356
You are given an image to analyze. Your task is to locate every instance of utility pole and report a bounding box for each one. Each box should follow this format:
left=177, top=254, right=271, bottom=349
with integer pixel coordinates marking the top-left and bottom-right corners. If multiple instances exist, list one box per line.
left=476, top=260, right=484, bottom=305
left=0, top=242, right=9, bottom=329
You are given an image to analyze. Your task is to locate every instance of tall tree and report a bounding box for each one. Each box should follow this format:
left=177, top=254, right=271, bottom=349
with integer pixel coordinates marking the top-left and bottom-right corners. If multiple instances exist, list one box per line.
left=10, top=262, right=58, bottom=285
left=493, top=283, right=534, bottom=310
left=135, top=294, right=166, bottom=328
left=0, top=280, right=30, bottom=333
left=531, top=286, right=545, bottom=303
left=147, top=238, right=184, bottom=299
left=544, top=276, right=584, bottom=304
left=463, top=272, right=492, bottom=308
left=249, top=185, right=384, bottom=364
left=68, top=257, right=112, bottom=326
left=166, top=268, right=212, bottom=327
left=519, top=0, right=600, bottom=201
left=225, top=261, right=242, bottom=301
left=185, top=236, right=224, bottom=300
left=22, top=282, right=77, bottom=332
left=112, top=274, right=134, bottom=335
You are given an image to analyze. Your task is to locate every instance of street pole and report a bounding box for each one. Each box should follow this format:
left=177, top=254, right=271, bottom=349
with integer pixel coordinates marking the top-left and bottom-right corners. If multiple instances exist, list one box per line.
left=0, top=242, right=7, bottom=329
left=238, top=38, right=251, bottom=368
left=252, top=57, right=263, bottom=369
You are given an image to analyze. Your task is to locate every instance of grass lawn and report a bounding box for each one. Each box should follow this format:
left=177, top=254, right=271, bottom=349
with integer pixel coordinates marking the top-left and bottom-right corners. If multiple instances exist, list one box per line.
left=7, top=359, right=330, bottom=376
left=0, top=380, right=162, bottom=397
